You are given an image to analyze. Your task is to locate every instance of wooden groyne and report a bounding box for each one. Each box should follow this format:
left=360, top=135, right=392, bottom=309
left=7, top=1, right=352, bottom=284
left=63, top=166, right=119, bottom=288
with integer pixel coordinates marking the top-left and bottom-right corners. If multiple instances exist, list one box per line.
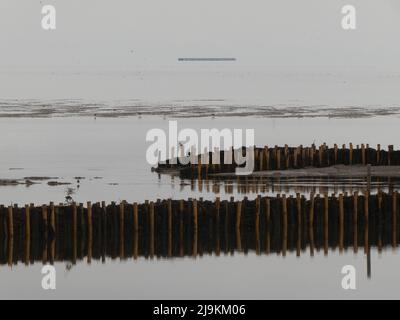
left=0, top=191, right=399, bottom=266
left=155, top=143, right=400, bottom=178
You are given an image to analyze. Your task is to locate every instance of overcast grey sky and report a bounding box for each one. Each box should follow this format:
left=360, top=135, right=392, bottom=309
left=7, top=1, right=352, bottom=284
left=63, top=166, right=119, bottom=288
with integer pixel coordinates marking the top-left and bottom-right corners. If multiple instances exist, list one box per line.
left=1, top=0, right=399, bottom=69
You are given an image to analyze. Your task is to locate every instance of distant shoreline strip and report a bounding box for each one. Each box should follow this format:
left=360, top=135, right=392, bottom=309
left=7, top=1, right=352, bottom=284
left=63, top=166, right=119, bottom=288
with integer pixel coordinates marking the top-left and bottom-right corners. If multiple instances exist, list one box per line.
left=178, top=58, right=236, bottom=62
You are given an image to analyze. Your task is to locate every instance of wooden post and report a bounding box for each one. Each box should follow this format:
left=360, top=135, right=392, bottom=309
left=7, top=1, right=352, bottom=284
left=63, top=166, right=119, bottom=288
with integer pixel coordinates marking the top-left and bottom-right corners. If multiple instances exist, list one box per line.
left=388, top=145, right=393, bottom=165
left=339, top=194, right=344, bottom=253
left=353, top=192, right=358, bottom=253
left=296, top=193, right=301, bottom=257
left=133, top=202, right=139, bottom=259
left=282, top=195, right=288, bottom=257
left=364, top=192, right=369, bottom=254
left=120, top=201, right=125, bottom=259
left=149, top=201, right=155, bottom=259
left=193, top=199, right=198, bottom=257
left=7, top=205, right=13, bottom=240
left=276, top=148, right=281, bottom=170
left=324, top=193, right=329, bottom=256
left=334, top=144, right=338, bottom=164
left=87, top=201, right=92, bottom=264
left=309, top=193, right=315, bottom=256
left=25, top=204, right=30, bottom=265
left=265, top=198, right=271, bottom=254
left=179, top=200, right=184, bottom=257
left=377, top=144, right=381, bottom=165
left=49, top=202, right=55, bottom=263
left=7, top=206, right=13, bottom=266
left=349, top=143, right=353, bottom=165
left=377, top=192, right=382, bottom=252
left=101, top=201, right=107, bottom=263
left=393, top=191, right=398, bottom=248
left=215, top=197, right=221, bottom=256
left=361, top=144, right=366, bottom=165
left=168, top=199, right=173, bottom=257
left=236, top=200, right=242, bottom=251
left=255, top=195, right=261, bottom=255
left=72, top=202, right=77, bottom=264
left=41, top=205, right=48, bottom=264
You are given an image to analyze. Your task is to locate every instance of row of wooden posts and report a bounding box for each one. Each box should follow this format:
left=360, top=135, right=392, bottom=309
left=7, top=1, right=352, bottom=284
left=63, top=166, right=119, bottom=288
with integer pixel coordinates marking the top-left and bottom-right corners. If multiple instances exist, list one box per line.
left=0, top=191, right=399, bottom=266
left=156, top=143, right=399, bottom=177
left=174, top=176, right=397, bottom=195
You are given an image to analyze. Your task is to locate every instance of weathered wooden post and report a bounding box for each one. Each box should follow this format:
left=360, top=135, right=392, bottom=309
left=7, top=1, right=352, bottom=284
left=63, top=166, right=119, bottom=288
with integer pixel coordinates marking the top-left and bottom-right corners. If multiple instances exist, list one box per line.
left=42, top=204, right=48, bottom=264
left=236, top=200, right=242, bottom=251
left=72, top=202, right=77, bottom=264
left=296, top=193, right=302, bottom=257
left=393, top=191, right=398, bottom=248
left=7, top=206, right=13, bottom=266
left=149, top=201, right=155, bottom=259
left=168, top=199, right=173, bottom=257
left=25, top=204, right=30, bottom=265
left=193, top=199, right=198, bottom=257
left=324, top=193, right=329, bottom=256
left=265, top=198, right=271, bottom=254
left=309, top=193, right=315, bottom=256
left=87, top=201, right=92, bottom=264
left=120, top=201, right=125, bottom=259
left=282, top=195, right=288, bottom=257
left=255, top=195, right=261, bottom=255
left=353, top=191, right=358, bottom=253
left=133, top=202, right=139, bottom=259
left=339, top=194, right=344, bottom=253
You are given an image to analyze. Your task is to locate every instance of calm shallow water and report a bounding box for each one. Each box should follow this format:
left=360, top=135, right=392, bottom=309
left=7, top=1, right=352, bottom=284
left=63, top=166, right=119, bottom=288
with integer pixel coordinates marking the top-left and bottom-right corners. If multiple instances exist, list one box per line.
left=1, top=114, right=400, bottom=299
left=1, top=250, right=398, bottom=299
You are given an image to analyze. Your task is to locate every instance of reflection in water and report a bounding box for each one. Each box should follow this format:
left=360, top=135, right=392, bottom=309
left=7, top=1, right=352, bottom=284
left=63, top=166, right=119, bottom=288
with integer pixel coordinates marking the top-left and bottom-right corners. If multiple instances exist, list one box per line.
left=1, top=191, right=399, bottom=280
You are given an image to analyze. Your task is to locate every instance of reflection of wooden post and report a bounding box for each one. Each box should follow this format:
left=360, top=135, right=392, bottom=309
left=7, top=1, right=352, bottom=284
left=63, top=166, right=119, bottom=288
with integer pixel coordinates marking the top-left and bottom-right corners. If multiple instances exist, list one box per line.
left=42, top=205, right=48, bottom=264
left=193, top=200, right=198, bottom=257
left=168, top=199, right=172, bottom=257
left=133, top=202, right=138, bottom=259
left=353, top=192, right=358, bottom=253
left=296, top=193, right=301, bottom=257
left=72, top=202, right=77, bottom=264
left=236, top=200, right=242, bottom=251
left=339, top=194, right=344, bottom=253
left=265, top=198, right=271, bottom=254
left=282, top=195, right=288, bottom=257
left=149, top=202, right=155, bottom=259
left=120, top=201, right=125, bottom=259
left=87, top=201, right=92, bottom=264
left=393, top=192, right=398, bottom=248
left=25, top=204, right=30, bottom=265
left=324, top=194, right=329, bottom=255
left=309, top=193, right=315, bottom=256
